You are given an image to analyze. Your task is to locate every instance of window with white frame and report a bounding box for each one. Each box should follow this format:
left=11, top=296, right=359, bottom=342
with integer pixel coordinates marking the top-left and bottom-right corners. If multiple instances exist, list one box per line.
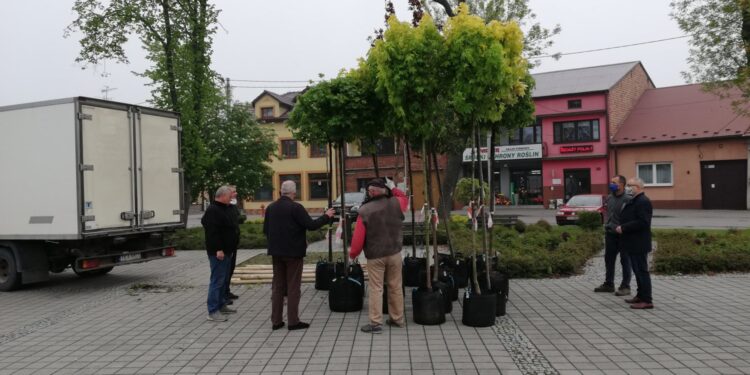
left=636, top=162, right=672, bottom=186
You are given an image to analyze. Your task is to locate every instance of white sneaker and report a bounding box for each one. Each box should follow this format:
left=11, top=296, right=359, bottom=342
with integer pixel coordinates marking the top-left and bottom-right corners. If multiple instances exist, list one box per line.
left=207, top=311, right=228, bottom=322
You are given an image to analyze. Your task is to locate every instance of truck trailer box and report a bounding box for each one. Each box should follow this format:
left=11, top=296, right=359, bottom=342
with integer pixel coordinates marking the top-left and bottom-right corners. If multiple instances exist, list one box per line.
left=0, top=97, right=185, bottom=290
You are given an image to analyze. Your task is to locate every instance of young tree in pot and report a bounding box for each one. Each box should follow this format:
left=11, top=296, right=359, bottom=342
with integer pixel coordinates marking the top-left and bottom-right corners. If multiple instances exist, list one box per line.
left=288, top=74, right=370, bottom=311
left=485, top=73, right=536, bottom=315
left=441, top=4, right=529, bottom=327
left=370, top=13, right=448, bottom=324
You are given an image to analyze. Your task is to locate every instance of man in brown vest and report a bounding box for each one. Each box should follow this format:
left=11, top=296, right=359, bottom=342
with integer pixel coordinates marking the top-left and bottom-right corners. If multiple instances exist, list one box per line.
left=349, top=178, right=408, bottom=333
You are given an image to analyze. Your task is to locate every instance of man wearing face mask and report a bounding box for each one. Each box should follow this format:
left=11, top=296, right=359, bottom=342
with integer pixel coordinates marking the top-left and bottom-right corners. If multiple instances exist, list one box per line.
left=595, top=175, right=633, bottom=296
left=616, top=178, right=654, bottom=309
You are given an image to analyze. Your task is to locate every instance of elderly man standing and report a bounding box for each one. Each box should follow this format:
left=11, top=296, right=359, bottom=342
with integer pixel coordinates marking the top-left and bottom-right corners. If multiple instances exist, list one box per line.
left=349, top=178, right=409, bottom=333
left=616, top=177, right=654, bottom=309
left=264, top=180, right=334, bottom=330
left=202, top=186, right=240, bottom=322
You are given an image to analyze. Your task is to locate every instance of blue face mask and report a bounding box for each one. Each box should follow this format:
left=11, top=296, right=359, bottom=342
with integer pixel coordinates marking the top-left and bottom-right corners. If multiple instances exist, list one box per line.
left=608, top=183, right=619, bottom=193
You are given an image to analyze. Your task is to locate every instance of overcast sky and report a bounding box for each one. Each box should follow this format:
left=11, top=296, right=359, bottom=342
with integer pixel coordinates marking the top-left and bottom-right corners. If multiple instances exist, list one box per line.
left=0, top=0, right=690, bottom=107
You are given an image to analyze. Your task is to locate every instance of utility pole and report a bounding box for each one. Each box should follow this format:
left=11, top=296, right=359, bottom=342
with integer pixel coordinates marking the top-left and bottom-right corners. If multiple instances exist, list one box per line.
left=225, top=78, right=232, bottom=109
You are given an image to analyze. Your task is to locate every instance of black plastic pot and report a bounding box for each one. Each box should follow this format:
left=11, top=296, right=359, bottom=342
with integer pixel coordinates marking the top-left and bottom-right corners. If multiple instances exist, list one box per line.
left=329, top=276, right=364, bottom=312
left=314, top=260, right=335, bottom=290
left=489, top=271, right=509, bottom=317
left=431, top=279, right=453, bottom=314
left=438, top=270, right=458, bottom=302
left=412, top=287, right=445, bottom=325
left=462, top=291, right=497, bottom=327
left=348, top=263, right=366, bottom=294
left=450, top=255, right=470, bottom=289
left=403, top=257, right=426, bottom=287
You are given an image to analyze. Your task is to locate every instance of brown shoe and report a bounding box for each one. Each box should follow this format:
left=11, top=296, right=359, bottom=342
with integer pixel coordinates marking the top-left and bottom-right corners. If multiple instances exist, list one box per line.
left=630, top=302, right=654, bottom=309
left=625, top=296, right=642, bottom=304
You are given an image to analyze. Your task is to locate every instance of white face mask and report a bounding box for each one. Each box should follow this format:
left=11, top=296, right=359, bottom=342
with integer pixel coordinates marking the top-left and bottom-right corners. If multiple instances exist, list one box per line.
left=230, top=198, right=237, bottom=205
left=624, top=187, right=633, bottom=195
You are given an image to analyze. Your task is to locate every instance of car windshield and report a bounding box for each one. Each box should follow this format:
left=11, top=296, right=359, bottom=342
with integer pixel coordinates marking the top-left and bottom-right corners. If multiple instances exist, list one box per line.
left=566, top=195, right=601, bottom=207
left=333, top=192, right=365, bottom=205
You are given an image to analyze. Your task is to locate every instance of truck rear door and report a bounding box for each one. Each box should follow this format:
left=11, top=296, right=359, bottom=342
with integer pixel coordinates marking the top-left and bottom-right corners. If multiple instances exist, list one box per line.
left=136, top=109, right=183, bottom=227
left=80, top=104, right=136, bottom=232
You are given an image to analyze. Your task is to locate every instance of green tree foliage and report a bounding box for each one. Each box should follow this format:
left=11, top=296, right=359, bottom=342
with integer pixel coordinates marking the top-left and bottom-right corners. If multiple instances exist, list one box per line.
left=428, top=0, right=561, bottom=67
left=454, top=178, right=490, bottom=204
left=202, top=103, right=276, bottom=201
left=444, top=4, right=528, bottom=127
left=288, top=73, right=373, bottom=146
left=369, top=15, right=449, bottom=143
left=671, top=0, right=750, bottom=107
left=66, top=0, right=222, bottom=199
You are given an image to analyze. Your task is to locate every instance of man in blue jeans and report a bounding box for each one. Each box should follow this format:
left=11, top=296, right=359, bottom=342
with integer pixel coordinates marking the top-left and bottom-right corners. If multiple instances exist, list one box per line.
left=202, top=186, right=241, bottom=321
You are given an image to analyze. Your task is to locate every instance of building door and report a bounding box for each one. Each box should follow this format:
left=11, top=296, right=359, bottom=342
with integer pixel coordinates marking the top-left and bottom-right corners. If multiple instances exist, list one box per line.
left=563, top=169, right=591, bottom=201
left=701, top=160, right=747, bottom=209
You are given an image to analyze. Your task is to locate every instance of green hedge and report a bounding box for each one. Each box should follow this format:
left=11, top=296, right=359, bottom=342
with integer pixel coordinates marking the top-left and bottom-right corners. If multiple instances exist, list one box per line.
left=653, top=229, right=750, bottom=274
left=167, top=221, right=329, bottom=250
left=451, top=220, right=603, bottom=278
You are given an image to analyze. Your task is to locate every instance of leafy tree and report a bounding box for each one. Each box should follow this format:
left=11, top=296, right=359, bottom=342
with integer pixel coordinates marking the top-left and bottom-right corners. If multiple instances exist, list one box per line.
left=202, top=103, right=276, bottom=202
left=66, top=0, right=220, bottom=200
left=428, top=0, right=560, bottom=67
left=454, top=178, right=490, bottom=204
left=671, top=0, right=750, bottom=108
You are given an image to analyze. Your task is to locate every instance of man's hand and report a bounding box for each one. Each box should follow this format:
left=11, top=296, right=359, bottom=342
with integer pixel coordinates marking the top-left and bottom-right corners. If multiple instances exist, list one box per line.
left=217, top=250, right=225, bottom=261
left=385, top=177, right=396, bottom=190
left=325, top=208, right=335, bottom=218
left=615, top=226, right=622, bottom=234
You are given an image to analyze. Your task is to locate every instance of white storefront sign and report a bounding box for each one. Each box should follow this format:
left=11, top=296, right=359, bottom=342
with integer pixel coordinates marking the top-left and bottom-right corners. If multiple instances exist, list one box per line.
left=462, top=144, right=542, bottom=162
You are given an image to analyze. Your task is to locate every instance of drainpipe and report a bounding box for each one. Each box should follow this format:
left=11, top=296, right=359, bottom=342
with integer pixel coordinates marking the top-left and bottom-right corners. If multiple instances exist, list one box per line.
left=605, top=92, right=612, bottom=184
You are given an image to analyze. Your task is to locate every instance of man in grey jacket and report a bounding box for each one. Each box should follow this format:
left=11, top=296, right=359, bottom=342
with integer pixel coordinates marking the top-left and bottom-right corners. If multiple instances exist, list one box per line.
left=595, top=175, right=633, bottom=296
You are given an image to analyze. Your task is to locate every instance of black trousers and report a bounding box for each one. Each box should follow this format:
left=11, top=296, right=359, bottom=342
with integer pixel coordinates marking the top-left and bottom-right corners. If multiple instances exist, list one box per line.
left=604, top=232, right=632, bottom=288
left=628, top=250, right=652, bottom=303
left=224, top=251, right=237, bottom=295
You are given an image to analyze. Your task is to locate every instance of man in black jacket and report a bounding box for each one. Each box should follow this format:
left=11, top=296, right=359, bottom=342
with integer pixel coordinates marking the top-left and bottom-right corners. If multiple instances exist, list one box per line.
left=616, top=177, right=654, bottom=309
left=264, top=180, right=334, bottom=330
left=202, top=186, right=241, bottom=322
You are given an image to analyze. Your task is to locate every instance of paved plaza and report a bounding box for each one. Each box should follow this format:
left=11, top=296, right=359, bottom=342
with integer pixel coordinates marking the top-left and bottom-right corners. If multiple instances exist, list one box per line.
left=1, top=248, right=749, bottom=375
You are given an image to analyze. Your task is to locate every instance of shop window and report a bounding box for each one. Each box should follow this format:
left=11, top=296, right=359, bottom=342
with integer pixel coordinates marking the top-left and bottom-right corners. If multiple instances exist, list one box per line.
left=309, top=142, right=327, bottom=158
left=359, top=137, right=396, bottom=155
left=281, top=139, right=298, bottom=159
left=308, top=173, right=329, bottom=200
left=279, top=174, right=302, bottom=199
left=553, top=120, right=600, bottom=144
left=261, top=107, right=274, bottom=119
left=637, top=163, right=672, bottom=186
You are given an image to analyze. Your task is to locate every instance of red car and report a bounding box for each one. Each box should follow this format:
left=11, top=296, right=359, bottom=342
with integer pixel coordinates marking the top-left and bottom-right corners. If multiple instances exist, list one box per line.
left=555, top=194, right=606, bottom=225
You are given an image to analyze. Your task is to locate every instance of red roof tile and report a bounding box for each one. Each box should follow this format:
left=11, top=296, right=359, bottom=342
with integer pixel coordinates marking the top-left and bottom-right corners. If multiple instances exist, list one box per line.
left=612, top=84, right=750, bottom=145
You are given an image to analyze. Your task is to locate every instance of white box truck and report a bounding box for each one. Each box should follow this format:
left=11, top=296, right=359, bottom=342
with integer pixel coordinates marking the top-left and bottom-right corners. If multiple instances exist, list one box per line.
left=0, top=97, right=186, bottom=291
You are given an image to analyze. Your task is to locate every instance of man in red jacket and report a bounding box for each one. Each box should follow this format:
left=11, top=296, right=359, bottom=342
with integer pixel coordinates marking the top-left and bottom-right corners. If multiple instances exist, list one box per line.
left=264, top=180, right=334, bottom=330
left=350, top=178, right=409, bottom=333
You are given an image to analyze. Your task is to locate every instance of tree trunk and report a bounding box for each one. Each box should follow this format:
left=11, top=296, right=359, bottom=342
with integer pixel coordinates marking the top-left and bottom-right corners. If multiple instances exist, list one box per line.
left=328, top=142, right=334, bottom=262
left=160, top=0, right=178, bottom=111
left=339, top=142, right=349, bottom=276
left=422, top=140, right=432, bottom=290
left=432, top=150, right=454, bottom=256
left=437, top=150, right=462, bottom=221
left=406, top=140, right=417, bottom=257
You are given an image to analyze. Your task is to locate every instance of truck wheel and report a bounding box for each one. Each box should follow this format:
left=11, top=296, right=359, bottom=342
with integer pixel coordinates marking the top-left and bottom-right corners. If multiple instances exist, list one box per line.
left=74, top=266, right=114, bottom=277
left=0, top=248, right=21, bottom=291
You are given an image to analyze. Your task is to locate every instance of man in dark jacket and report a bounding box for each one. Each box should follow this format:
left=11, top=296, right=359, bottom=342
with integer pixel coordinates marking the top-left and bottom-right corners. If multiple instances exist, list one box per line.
left=349, top=178, right=409, bottom=333
left=264, top=180, right=334, bottom=330
left=595, top=175, right=633, bottom=296
left=616, top=177, right=654, bottom=309
left=201, top=186, right=241, bottom=321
